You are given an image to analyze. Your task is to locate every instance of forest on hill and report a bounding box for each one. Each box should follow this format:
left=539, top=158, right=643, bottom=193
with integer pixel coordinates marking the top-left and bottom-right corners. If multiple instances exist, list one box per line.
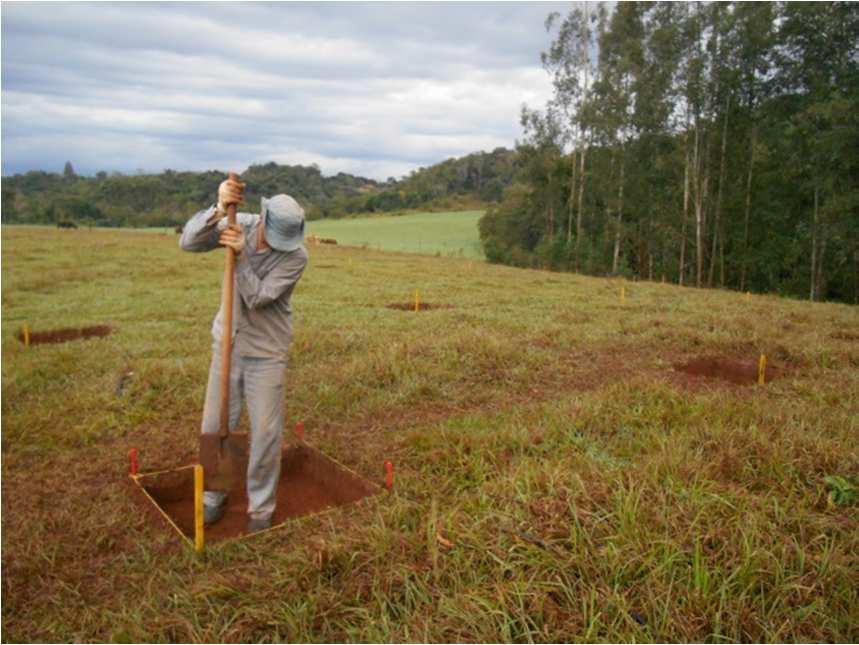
left=479, top=1, right=858, bottom=303
left=0, top=148, right=518, bottom=228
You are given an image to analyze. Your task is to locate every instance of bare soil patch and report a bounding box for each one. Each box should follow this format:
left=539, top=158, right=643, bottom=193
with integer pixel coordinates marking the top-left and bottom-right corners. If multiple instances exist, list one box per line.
left=138, top=444, right=379, bottom=543
left=386, top=302, right=453, bottom=311
left=673, top=356, right=783, bottom=385
left=16, top=325, right=112, bottom=345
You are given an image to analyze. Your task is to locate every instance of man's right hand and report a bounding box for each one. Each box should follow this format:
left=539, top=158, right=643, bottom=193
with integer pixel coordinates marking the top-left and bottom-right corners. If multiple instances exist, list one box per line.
left=217, top=177, right=245, bottom=212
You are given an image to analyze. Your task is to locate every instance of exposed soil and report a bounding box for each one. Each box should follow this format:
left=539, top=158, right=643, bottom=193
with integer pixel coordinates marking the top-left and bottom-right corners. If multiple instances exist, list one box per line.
left=386, top=302, right=454, bottom=311
left=673, top=356, right=783, bottom=385
left=139, top=444, right=380, bottom=543
left=17, top=325, right=112, bottom=345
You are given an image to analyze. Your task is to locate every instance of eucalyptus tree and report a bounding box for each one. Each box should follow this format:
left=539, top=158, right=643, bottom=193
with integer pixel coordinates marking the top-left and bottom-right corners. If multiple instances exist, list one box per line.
left=775, top=1, right=859, bottom=300
left=541, top=2, right=600, bottom=267
left=727, top=1, right=777, bottom=292
left=590, top=1, right=648, bottom=274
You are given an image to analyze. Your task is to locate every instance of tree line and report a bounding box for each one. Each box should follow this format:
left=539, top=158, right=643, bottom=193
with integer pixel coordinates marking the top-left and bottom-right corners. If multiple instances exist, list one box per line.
left=0, top=148, right=518, bottom=228
left=479, top=1, right=858, bottom=303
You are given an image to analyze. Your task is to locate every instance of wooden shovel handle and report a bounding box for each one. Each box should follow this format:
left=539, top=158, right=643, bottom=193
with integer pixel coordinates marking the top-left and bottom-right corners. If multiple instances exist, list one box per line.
left=218, top=172, right=241, bottom=438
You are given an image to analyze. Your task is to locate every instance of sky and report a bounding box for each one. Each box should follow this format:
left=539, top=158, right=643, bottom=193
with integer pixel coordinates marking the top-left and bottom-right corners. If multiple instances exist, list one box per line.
left=1, top=1, right=571, bottom=181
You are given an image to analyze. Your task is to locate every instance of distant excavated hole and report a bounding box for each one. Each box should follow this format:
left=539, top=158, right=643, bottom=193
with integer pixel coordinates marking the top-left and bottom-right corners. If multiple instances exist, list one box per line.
left=17, top=325, right=113, bottom=345
left=831, top=331, right=859, bottom=341
left=673, top=356, right=782, bottom=385
left=386, top=302, right=454, bottom=311
left=314, top=264, right=337, bottom=269
left=137, top=444, right=379, bottom=543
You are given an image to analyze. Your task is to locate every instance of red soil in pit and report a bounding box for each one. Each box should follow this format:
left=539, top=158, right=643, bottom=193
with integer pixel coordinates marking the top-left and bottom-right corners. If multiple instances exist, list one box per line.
left=674, top=356, right=783, bottom=385
left=16, top=325, right=112, bottom=345
left=386, top=302, right=453, bottom=311
left=140, top=444, right=379, bottom=542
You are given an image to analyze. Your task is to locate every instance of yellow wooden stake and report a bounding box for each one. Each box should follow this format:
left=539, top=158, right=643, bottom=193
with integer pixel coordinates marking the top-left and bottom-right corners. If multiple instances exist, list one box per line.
left=414, top=289, right=420, bottom=312
left=620, top=286, right=626, bottom=304
left=22, top=323, right=30, bottom=348
left=746, top=291, right=751, bottom=302
left=194, top=464, right=204, bottom=553
left=758, top=354, right=767, bottom=385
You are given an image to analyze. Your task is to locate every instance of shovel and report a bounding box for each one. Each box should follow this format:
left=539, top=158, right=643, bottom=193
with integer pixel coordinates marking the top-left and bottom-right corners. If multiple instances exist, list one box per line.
left=199, top=172, right=248, bottom=492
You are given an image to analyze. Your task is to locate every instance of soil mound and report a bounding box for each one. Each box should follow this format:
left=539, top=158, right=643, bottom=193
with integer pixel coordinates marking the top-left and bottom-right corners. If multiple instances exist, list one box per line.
left=674, top=356, right=781, bottom=385
left=17, top=325, right=112, bottom=345
left=139, top=444, right=379, bottom=543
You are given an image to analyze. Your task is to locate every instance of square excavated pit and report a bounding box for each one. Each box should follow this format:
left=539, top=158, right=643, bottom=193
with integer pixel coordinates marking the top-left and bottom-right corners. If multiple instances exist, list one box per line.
left=136, top=444, right=380, bottom=543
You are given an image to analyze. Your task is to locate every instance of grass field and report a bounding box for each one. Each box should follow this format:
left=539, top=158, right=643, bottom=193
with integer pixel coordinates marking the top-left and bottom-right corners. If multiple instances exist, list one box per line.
left=2, top=225, right=858, bottom=642
left=307, top=210, right=484, bottom=259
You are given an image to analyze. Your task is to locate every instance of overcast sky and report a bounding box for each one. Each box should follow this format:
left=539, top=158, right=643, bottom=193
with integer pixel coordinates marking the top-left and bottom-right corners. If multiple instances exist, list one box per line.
left=1, top=1, right=571, bottom=180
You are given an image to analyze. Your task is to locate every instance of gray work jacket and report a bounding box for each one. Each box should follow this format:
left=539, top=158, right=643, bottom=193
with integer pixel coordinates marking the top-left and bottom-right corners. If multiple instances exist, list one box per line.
left=179, top=206, right=308, bottom=360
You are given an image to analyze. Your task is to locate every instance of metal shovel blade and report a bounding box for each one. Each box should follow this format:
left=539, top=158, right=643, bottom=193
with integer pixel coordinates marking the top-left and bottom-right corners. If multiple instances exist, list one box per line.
left=199, top=431, right=248, bottom=492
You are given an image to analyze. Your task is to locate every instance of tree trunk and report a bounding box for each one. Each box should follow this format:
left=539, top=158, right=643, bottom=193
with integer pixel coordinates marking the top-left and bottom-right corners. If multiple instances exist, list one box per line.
left=810, top=185, right=819, bottom=301
left=740, top=124, right=756, bottom=292
left=693, top=123, right=710, bottom=288
left=719, top=216, right=726, bottom=287
left=567, top=148, right=578, bottom=243
left=817, top=232, right=827, bottom=301
left=709, top=98, right=730, bottom=286
left=612, top=149, right=625, bottom=275
left=575, top=5, right=591, bottom=271
left=679, top=130, right=690, bottom=286
left=575, top=141, right=588, bottom=270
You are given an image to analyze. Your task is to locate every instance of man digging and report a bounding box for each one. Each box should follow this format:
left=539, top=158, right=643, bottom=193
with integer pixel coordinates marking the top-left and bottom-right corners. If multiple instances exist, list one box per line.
left=180, top=176, right=308, bottom=532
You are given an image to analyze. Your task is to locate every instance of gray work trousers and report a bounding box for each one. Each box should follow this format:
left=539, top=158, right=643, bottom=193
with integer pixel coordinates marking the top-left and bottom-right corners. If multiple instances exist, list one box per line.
left=201, top=342, right=287, bottom=520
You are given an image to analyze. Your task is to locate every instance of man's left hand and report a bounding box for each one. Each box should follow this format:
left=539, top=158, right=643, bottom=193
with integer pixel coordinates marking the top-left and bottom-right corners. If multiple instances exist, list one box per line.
left=219, top=224, right=245, bottom=256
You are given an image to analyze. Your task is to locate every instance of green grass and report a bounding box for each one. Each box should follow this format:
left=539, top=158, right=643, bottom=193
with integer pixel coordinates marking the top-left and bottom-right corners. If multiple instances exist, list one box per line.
left=2, top=225, right=858, bottom=642
left=307, top=210, right=484, bottom=259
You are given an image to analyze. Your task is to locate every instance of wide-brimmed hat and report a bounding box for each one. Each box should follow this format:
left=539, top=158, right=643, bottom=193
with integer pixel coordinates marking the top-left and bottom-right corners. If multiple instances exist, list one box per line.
left=261, top=194, right=305, bottom=252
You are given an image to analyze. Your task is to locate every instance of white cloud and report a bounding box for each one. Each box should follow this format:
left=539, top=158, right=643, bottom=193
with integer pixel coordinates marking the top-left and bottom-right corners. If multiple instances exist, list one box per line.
left=1, top=1, right=569, bottom=180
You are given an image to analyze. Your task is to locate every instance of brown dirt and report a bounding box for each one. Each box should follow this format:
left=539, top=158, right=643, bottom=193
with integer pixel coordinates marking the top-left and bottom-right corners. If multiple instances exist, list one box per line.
left=139, top=444, right=379, bottom=543
left=16, top=325, right=112, bottom=345
left=673, top=356, right=783, bottom=385
left=386, top=302, right=453, bottom=311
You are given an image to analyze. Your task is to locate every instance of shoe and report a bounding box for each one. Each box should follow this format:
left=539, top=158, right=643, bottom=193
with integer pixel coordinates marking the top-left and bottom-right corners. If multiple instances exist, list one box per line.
left=203, top=501, right=226, bottom=525
left=247, top=516, right=272, bottom=533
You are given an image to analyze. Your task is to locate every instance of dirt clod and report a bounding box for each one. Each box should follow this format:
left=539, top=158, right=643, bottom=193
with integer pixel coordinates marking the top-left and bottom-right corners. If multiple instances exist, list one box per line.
left=673, top=356, right=782, bottom=385
left=17, top=325, right=112, bottom=345
left=138, top=444, right=379, bottom=543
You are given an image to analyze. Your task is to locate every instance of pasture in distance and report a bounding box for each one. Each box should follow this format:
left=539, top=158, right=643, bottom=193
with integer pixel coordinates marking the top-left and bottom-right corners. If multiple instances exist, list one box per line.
left=307, top=210, right=485, bottom=259
left=1, top=224, right=858, bottom=642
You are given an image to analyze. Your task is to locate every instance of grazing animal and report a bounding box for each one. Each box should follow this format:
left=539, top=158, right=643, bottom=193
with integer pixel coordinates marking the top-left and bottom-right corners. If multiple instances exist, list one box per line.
left=57, top=220, right=78, bottom=229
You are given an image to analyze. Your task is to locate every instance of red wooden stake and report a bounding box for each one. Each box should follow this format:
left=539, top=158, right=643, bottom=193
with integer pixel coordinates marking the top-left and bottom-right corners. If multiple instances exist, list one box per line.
left=128, top=448, right=139, bottom=476
left=295, top=420, right=305, bottom=442
left=384, top=461, right=394, bottom=490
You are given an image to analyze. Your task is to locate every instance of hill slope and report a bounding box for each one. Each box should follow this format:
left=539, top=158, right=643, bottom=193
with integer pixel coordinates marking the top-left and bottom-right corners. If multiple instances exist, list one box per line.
left=0, top=148, right=517, bottom=228
left=2, top=226, right=857, bottom=642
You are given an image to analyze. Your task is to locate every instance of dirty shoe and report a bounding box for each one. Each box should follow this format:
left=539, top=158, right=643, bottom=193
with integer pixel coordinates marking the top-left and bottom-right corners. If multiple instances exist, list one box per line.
left=203, top=501, right=226, bottom=525
left=247, top=516, right=272, bottom=533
